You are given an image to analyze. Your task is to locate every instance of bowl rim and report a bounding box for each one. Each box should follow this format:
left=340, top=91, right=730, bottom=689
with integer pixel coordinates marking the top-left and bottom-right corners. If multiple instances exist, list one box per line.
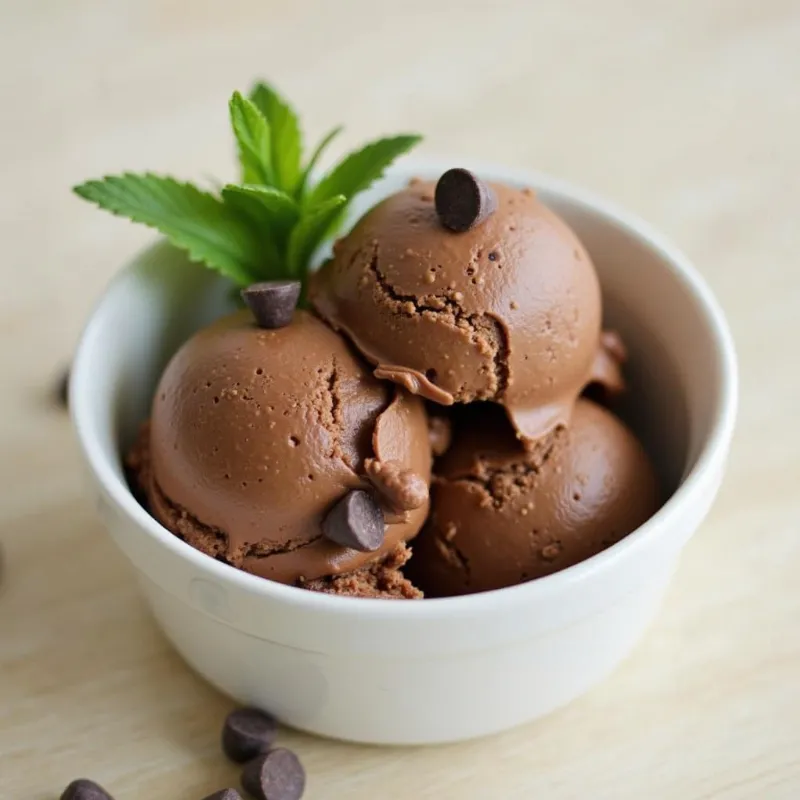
left=70, top=158, right=738, bottom=621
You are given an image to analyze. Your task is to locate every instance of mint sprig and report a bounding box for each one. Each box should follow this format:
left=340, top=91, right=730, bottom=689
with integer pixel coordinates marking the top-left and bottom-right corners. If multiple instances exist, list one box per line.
left=249, top=82, right=303, bottom=194
left=221, top=184, right=300, bottom=244
left=296, top=126, right=342, bottom=199
left=307, top=135, right=422, bottom=207
left=73, top=81, right=422, bottom=292
left=229, top=92, right=273, bottom=186
left=287, top=195, right=347, bottom=277
left=73, top=173, right=261, bottom=285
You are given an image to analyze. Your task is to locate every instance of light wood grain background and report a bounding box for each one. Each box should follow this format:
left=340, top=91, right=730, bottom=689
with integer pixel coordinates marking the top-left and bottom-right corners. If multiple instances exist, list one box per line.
left=1, top=1, right=799, bottom=797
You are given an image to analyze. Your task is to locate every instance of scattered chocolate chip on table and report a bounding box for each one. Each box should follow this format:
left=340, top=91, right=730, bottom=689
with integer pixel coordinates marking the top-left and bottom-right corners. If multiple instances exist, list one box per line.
left=241, top=748, right=306, bottom=800
left=60, top=778, right=114, bottom=800
left=222, top=707, right=278, bottom=764
left=55, top=367, right=70, bottom=409
left=201, top=790, right=243, bottom=800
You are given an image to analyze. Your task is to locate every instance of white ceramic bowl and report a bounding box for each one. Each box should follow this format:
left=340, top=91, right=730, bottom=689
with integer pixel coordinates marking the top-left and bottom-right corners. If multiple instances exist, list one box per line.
left=71, top=160, right=737, bottom=745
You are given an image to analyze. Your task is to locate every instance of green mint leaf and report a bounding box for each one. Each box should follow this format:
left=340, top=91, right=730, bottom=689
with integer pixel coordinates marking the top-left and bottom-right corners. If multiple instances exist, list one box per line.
left=307, top=134, right=421, bottom=208
left=229, top=91, right=273, bottom=186
left=221, top=184, right=300, bottom=237
left=73, top=173, right=262, bottom=286
left=286, top=195, right=346, bottom=278
left=220, top=189, right=283, bottom=279
left=249, top=82, right=302, bottom=195
left=75, top=86, right=424, bottom=295
left=296, top=125, right=343, bottom=199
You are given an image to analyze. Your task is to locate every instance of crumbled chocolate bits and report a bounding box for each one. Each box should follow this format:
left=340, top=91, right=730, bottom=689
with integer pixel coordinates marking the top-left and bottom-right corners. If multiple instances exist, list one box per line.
left=322, top=489, right=385, bottom=551
left=434, top=168, right=497, bottom=232
left=222, top=707, right=278, bottom=763
left=364, top=458, right=428, bottom=513
left=201, top=790, right=242, bottom=800
left=241, top=281, right=302, bottom=330
left=241, top=749, right=306, bottom=800
left=60, top=779, right=114, bottom=800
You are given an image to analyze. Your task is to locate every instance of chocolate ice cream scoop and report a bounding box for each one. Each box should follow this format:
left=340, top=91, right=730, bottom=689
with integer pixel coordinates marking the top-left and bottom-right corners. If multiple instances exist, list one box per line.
left=407, top=400, right=660, bottom=596
left=311, top=176, right=623, bottom=442
left=143, top=309, right=431, bottom=585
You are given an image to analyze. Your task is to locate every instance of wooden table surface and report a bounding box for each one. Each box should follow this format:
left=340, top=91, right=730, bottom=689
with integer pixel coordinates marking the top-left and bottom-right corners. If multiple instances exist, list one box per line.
left=2, top=1, right=799, bottom=797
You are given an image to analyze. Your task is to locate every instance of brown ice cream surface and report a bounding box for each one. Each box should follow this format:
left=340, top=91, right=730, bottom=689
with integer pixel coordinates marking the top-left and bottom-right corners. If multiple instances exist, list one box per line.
left=311, top=179, right=623, bottom=442
left=407, top=399, right=660, bottom=596
left=128, top=427, right=421, bottom=598
left=141, top=309, right=431, bottom=585
left=300, top=542, right=422, bottom=599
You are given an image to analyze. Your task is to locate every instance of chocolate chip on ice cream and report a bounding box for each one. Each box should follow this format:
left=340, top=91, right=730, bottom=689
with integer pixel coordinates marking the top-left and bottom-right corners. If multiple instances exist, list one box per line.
left=311, top=177, right=624, bottom=442
left=241, top=281, right=302, bottom=330
left=322, top=489, right=386, bottom=552
left=129, top=310, right=431, bottom=589
left=434, top=168, right=497, bottom=232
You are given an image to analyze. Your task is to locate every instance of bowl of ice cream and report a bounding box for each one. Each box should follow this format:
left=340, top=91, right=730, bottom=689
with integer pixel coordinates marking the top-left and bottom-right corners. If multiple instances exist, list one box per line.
left=71, top=158, right=736, bottom=744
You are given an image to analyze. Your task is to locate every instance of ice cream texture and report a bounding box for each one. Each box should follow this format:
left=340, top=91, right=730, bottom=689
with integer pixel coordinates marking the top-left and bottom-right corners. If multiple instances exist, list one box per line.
left=311, top=178, right=624, bottom=442
left=76, top=80, right=663, bottom=599
left=133, top=309, right=431, bottom=586
left=407, top=399, right=660, bottom=596
left=123, top=169, right=664, bottom=600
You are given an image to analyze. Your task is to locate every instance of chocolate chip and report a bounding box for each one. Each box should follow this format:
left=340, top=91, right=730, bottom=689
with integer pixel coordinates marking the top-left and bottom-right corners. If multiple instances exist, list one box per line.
left=60, top=779, right=114, bottom=800
left=222, top=707, right=278, bottom=763
left=322, top=489, right=385, bottom=551
left=241, top=281, right=301, bottom=329
left=241, top=749, right=306, bottom=800
left=55, top=367, right=70, bottom=409
left=201, top=790, right=243, bottom=800
left=434, top=168, right=497, bottom=232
